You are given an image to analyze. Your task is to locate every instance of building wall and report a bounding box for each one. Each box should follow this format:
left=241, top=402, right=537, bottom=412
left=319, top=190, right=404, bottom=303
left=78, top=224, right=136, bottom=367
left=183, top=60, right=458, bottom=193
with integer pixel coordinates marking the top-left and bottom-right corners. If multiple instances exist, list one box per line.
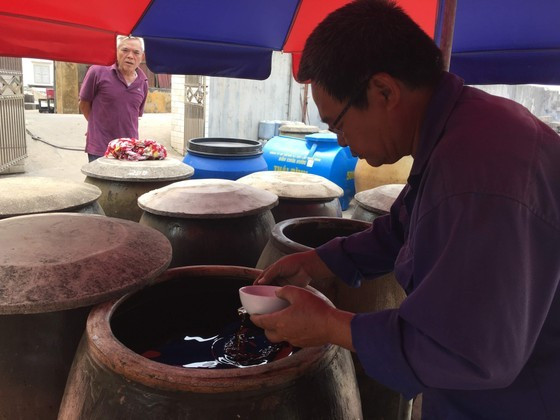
left=171, top=75, right=186, bottom=154
left=22, top=58, right=54, bottom=103
left=206, top=52, right=328, bottom=139
left=475, top=84, right=560, bottom=121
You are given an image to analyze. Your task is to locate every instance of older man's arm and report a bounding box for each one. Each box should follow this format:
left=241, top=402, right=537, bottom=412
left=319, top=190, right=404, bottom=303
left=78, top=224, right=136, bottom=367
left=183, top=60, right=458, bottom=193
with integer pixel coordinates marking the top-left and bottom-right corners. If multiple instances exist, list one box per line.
left=79, top=100, right=92, bottom=121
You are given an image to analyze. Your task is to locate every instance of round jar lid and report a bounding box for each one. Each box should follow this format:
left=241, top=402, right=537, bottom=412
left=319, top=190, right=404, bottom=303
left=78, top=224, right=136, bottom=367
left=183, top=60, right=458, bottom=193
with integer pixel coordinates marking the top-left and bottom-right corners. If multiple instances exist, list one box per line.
left=81, top=157, right=194, bottom=182
left=354, top=184, right=405, bottom=214
left=138, top=179, right=278, bottom=219
left=0, top=213, right=172, bottom=314
left=187, top=138, right=263, bottom=157
left=278, top=124, right=319, bottom=134
left=0, top=176, right=102, bottom=218
left=237, top=171, right=343, bottom=200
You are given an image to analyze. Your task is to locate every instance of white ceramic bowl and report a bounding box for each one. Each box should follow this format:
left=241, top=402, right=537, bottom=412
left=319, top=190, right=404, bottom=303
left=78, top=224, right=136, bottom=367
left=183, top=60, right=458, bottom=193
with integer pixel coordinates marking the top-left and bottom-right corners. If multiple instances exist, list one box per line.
left=239, top=285, right=290, bottom=315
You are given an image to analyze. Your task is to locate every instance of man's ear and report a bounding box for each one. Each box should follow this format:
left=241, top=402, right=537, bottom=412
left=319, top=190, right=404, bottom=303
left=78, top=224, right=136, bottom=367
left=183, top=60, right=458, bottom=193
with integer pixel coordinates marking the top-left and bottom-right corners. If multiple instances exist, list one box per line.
left=368, top=73, right=401, bottom=110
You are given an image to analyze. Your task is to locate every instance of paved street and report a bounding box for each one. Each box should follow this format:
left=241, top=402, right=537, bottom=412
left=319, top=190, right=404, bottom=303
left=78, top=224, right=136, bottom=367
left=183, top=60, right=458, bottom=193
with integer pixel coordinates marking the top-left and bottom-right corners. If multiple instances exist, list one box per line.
left=10, top=110, right=181, bottom=182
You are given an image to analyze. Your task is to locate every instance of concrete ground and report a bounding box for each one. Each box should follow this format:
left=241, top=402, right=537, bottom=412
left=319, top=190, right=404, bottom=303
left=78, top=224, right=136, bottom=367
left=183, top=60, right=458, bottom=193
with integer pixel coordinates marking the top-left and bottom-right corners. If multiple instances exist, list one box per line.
left=7, top=110, right=181, bottom=182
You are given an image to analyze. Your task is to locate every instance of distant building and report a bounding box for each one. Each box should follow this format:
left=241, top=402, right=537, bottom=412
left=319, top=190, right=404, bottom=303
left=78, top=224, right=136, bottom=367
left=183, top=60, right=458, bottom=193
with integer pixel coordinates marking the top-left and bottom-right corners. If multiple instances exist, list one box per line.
left=22, top=58, right=54, bottom=105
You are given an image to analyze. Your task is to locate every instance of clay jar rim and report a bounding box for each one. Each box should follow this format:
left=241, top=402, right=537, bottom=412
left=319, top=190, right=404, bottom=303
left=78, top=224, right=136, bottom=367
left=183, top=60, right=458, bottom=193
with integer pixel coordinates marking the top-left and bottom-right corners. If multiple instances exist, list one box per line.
left=269, top=216, right=373, bottom=255
left=85, top=265, right=339, bottom=393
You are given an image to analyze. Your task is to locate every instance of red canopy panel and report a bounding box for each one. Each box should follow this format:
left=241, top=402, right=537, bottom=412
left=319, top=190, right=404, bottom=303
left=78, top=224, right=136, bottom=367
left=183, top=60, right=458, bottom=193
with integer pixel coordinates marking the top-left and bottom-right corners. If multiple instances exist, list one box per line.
left=0, top=14, right=115, bottom=65
left=289, top=0, right=438, bottom=80
left=0, top=0, right=150, bottom=64
left=285, top=0, right=436, bottom=53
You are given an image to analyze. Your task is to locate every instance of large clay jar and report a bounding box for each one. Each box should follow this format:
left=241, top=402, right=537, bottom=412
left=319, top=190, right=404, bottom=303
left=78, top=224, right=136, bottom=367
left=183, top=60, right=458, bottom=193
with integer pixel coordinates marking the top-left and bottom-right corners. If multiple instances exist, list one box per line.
left=138, top=179, right=278, bottom=268
left=257, top=217, right=406, bottom=420
left=0, top=176, right=104, bottom=219
left=354, top=156, right=412, bottom=193
left=58, top=265, right=362, bottom=420
left=237, top=171, right=343, bottom=222
left=352, top=183, right=406, bottom=222
left=82, top=157, right=194, bottom=222
left=0, top=213, right=171, bottom=420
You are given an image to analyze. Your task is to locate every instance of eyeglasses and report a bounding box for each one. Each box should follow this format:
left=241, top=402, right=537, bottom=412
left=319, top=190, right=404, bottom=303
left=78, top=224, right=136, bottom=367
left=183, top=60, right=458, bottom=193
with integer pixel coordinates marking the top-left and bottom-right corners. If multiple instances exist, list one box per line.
left=330, top=99, right=354, bottom=136
left=330, top=78, right=370, bottom=136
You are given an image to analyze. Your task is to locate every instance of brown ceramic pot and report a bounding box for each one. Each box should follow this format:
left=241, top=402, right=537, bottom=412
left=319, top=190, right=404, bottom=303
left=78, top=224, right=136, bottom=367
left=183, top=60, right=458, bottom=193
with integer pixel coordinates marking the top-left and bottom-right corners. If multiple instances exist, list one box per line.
left=352, top=183, right=406, bottom=222
left=58, top=265, right=362, bottom=420
left=138, top=179, right=278, bottom=268
left=256, top=216, right=407, bottom=420
left=237, top=171, right=343, bottom=222
left=82, top=157, right=194, bottom=222
left=0, top=213, right=172, bottom=420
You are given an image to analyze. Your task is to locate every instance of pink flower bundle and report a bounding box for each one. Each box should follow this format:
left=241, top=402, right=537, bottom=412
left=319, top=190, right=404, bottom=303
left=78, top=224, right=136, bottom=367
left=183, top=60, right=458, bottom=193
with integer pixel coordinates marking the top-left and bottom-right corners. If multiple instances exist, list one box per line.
left=104, top=138, right=168, bottom=161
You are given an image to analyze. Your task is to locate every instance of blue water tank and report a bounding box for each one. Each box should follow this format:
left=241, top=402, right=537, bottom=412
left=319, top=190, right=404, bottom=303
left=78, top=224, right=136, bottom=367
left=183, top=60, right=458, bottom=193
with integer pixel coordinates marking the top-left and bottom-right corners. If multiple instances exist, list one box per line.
left=183, top=138, right=268, bottom=180
left=262, top=133, right=358, bottom=210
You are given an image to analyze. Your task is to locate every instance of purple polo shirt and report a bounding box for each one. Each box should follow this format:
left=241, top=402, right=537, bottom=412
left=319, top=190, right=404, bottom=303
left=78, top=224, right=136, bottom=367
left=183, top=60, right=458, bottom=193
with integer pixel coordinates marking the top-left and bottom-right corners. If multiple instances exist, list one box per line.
left=79, top=64, right=148, bottom=156
left=317, top=72, right=560, bottom=418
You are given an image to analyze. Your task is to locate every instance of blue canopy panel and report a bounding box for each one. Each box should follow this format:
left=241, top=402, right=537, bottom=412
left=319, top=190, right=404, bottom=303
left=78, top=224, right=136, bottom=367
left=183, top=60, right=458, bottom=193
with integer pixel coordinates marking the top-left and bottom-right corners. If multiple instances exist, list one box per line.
left=448, top=0, right=560, bottom=85
left=144, top=37, right=273, bottom=80
left=450, top=50, right=560, bottom=85
left=133, top=0, right=299, bottom=79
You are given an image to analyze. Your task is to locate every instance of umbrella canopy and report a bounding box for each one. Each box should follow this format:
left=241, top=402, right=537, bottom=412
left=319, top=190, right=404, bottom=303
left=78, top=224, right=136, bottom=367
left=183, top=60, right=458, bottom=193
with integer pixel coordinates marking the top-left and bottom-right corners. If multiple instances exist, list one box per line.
left=0, top=0, right=559, bottom=84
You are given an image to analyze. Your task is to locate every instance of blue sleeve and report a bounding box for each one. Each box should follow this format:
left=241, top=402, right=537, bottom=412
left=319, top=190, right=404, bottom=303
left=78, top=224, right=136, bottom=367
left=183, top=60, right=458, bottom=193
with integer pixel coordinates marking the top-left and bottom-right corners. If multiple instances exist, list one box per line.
left=316, top=191, right=408, bottom=287
left=352, top=193, right=560, bottom=398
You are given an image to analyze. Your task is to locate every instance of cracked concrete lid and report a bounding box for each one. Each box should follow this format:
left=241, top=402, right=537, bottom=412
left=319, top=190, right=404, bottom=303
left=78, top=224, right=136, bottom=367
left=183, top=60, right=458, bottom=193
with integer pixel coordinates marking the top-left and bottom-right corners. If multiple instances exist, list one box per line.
left=354, top=184, right=405, bottom=213
left=81, top=157, right=194, bottom=182
left=237, top=171, right=343, bottom=200
left=0, top=213, right=172, bottom=314
left=138, top=179, right=278, bottom=218
left=0, top=176, right=102, bottom=218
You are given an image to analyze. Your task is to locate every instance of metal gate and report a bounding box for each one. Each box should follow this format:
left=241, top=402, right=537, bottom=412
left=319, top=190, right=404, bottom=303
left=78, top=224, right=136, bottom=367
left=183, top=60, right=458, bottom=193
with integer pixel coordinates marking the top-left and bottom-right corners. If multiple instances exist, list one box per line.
left=0, top=57, right=26, bottom=173
left=184, top=75, right=205, bottom=146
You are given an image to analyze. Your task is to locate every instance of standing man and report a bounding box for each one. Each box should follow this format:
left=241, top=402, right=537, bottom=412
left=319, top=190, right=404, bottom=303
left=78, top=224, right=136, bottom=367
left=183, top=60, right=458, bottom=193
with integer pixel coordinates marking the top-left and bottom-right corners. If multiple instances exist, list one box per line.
left=252, top=0, right=560, bottom=418
left=79, top=36, right=149, bottom=161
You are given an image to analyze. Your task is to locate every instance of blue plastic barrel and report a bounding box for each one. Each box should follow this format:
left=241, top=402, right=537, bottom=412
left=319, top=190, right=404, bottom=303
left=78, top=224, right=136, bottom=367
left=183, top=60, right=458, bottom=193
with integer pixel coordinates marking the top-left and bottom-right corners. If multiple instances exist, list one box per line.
left=262, top=133, right=358, bottom=210
left=183, top=138, right=268, bottom=180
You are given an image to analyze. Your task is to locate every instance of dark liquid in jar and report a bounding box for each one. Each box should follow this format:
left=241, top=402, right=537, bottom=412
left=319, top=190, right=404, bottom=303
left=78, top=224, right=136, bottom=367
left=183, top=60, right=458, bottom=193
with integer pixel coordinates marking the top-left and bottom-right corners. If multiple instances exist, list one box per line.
left=142, top=309, right=296, bottom=368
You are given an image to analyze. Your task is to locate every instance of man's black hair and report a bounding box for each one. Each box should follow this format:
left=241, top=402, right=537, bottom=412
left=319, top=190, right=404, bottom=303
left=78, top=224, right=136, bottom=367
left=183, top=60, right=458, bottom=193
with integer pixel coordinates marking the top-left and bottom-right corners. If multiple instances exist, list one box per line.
left=297, top=0, right=443, bottom=108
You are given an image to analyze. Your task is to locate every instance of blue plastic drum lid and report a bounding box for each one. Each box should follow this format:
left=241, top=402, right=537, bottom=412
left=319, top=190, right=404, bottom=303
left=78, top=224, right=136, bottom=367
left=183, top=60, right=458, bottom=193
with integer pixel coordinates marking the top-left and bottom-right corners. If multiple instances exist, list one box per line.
left=183, top=138, right=268, bottom=180
left=262, top=133, right=358, bottom=210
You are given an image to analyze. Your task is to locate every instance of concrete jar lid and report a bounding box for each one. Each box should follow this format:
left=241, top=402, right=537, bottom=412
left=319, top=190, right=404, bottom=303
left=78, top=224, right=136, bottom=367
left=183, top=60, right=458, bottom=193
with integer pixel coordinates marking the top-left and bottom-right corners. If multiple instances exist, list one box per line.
left=81, top=157, right=194, bottom=182
left=354, top=184, right=406, bottom=214
left=0, top=176, right=102, bottom=218
left=138, top=178, right=278, bottom=219
left=278, top=123, right=319, bottom=134
left=0, top=213, right=172, bottom=314
left=237, top=171, right=343, bottom=200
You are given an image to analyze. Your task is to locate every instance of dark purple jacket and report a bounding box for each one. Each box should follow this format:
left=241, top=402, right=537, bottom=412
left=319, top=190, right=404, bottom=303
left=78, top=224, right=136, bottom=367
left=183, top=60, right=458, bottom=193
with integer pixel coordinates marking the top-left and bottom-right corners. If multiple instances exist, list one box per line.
left=317, top=72, right=560, bottom=419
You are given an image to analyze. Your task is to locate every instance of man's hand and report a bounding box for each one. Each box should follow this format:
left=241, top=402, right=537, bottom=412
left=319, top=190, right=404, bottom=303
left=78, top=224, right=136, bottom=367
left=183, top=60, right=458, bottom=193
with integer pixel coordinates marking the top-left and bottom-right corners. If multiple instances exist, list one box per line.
left=251, top=285, right=355, bottom=350
left=255, top=250, right=335, bottom=288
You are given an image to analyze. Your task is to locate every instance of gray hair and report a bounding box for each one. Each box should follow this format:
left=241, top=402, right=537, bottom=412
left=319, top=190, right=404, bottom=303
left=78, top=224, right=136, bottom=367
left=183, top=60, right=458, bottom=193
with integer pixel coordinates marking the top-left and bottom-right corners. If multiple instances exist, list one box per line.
left=117, top=35, right=144, bottom=52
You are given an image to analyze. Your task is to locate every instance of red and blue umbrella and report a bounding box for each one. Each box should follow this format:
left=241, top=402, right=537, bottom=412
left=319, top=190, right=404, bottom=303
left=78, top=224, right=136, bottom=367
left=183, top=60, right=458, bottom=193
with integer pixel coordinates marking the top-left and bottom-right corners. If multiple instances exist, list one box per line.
left=0, top=0, right=559, bottom=84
